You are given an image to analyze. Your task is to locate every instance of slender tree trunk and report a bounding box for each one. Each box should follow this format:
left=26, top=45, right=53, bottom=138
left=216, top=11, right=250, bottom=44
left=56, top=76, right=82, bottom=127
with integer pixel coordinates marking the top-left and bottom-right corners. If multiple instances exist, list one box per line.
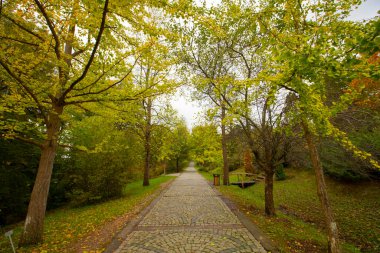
left=221, top=105, right=229, bottom=185
left=262, top=123, right=276, bottom=216
left=244, top=148, right=254, bottom=174
left=19, top=106, right=62, bottom=246
left=264, top=168, right=275, bottom=216
left=261, top=100, right=275, bottom=216
left=303, top=122, right=340, bottom=253
left=176, top=157, right=179, bottom=172
left=143, top=139, right=150, bottom=186
left=143, top=98, right=152, bottom=186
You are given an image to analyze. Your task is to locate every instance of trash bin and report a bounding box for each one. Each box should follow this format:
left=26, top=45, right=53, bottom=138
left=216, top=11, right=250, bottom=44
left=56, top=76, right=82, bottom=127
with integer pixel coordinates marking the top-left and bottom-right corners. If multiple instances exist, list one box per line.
left=213, top=174, right=220, bottom=186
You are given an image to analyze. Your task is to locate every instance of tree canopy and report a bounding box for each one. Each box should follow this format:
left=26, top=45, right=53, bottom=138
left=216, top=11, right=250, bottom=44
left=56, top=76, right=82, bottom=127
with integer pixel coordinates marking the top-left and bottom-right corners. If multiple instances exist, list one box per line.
left=1, top=0, right=379, bottom=252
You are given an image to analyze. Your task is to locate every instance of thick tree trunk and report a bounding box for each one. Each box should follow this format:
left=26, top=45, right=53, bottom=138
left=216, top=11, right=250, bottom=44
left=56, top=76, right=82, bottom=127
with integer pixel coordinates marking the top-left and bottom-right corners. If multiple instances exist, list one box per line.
left=221, top=105, right=229, bottom=185
left=264, top=168, right=275, bottom=216
left=303, top=123, right=340, bottom=253
left=19, top=107, right=62, bottom=246
left=143, top=98, right=152, bottom=187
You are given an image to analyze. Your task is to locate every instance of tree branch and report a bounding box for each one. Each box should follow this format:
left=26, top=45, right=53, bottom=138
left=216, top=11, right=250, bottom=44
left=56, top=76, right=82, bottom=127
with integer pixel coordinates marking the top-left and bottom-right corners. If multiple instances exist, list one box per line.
left=72, top=52, right=137, bottom=93
left=64, top=97, right=136, bottom=105
left=62, top=0, right=109, bottom=99
left=0, top=36, right=39, bottom=46
left=0, top=59, right=48, bottom=123
left=71, top=48, right=85, bottom=57
left=68, top=63, right=134, bottom=98
left=34, top=0, right=61, bottom=60
left=58, top=143, right=88, bottom=152
left=2, top=133, right=44, bottom=149
left=3, top=14, right=45, bottom=41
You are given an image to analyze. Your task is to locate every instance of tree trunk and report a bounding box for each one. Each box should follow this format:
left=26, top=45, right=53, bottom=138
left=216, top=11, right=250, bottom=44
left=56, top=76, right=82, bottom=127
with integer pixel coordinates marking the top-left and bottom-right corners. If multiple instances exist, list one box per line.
left=303, top=122, right=340, bottom=253
left=176, top=157, right=179, bottom=172
left=143, top=98, right=152, bottom=187
left=264, top=168, right=275, bottom=216
left=221, top=105, right=229, bottom=185
left=143, top=139, right=150, bottom=186
left=263, top=125, right=276, bottom=216
left=19, top=107, right=62, bottom=246
left=244, top=148, right=254, bottom=174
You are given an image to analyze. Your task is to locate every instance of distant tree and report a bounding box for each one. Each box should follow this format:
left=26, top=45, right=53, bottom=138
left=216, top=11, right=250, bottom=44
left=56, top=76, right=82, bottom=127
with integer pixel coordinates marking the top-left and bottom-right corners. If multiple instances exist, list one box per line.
left=170, top=121, right=190, bottom=172
left=190, top=124, right=223, bottom=172
left=130, top=35, right=177, bottom=186
left=178, top=14, right=233, bottom=185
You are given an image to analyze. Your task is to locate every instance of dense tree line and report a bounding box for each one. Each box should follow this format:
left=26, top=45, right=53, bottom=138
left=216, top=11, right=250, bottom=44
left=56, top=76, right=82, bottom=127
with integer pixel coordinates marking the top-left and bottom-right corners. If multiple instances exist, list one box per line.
left=0, top=104, right=190, bottom=225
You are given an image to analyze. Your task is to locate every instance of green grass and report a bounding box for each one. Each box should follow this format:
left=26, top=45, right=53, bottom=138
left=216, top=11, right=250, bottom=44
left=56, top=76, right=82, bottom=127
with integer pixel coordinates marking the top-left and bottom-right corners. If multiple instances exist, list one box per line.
left=200, top=169, right=380, bottom=253
left=0, top=176, right=174, bottom=253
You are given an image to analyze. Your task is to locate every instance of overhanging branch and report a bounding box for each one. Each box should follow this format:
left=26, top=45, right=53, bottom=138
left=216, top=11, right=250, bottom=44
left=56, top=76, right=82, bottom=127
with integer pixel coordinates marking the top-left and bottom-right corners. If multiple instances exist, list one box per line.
left=34, top=0, right=61, bottom=60
left=62, top=0, right=109, bottom=98
left=2, top=133, right=44, bottom=149
left=0, top=59, right=48, bottom=123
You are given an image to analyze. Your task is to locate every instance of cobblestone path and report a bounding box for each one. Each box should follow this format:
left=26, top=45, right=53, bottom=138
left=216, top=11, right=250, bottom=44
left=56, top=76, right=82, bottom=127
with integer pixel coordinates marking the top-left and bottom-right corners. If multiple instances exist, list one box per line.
left=115, top=165, right=267, bottom=253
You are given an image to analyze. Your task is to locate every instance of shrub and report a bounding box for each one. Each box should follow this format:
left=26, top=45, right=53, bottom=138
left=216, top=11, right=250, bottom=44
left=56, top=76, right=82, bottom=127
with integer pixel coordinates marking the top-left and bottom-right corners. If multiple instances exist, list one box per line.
left=275, top=164, right=286, bottom=181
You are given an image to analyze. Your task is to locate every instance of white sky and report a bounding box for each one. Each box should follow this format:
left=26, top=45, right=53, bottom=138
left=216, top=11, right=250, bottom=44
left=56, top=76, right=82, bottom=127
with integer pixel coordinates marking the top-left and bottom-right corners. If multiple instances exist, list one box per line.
left=171, top=0, right=380, bottom=129
left=171, top=87, right=203, bottom=130
left=349, top=0, right=380, bottom=21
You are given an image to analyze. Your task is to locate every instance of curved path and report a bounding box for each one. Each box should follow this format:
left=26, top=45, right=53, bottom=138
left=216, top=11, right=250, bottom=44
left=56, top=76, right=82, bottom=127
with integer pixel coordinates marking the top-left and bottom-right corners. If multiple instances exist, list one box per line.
left=114, top=165, right=267, bottom=253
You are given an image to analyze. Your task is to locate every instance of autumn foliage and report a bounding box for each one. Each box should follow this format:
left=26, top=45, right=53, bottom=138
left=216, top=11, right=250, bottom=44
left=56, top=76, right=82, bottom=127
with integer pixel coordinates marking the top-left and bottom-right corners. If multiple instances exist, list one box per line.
left=349, top=52, right=380, bottom=110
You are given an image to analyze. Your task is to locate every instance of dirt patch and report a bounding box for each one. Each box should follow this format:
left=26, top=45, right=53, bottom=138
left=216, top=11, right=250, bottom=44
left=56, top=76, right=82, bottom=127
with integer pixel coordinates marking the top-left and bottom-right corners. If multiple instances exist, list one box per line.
left=245, top=204, right=262, bottom=215
left=286, top=239, right=325, bottom=253
left=278, top=204, right=324, bottom=227
left=66, top=180, right=173, bottom=252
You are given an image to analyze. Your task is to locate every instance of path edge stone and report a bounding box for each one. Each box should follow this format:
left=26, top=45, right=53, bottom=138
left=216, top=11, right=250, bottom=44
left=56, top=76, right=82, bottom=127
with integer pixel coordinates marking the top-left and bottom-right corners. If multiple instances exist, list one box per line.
left=210, top=182, right=279, bottom=253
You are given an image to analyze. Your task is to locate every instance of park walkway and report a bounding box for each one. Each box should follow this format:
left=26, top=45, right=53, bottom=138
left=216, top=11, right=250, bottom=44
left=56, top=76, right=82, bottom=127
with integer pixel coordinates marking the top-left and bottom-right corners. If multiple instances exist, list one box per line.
left=114, top=165, right=267, bottom=253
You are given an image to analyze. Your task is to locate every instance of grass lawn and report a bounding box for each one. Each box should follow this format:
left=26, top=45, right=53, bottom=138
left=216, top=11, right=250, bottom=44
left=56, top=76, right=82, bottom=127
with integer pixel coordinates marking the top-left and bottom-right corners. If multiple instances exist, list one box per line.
left=0, top=176, right=174, bottom=253
left=201, top=169, right=380, bottom=253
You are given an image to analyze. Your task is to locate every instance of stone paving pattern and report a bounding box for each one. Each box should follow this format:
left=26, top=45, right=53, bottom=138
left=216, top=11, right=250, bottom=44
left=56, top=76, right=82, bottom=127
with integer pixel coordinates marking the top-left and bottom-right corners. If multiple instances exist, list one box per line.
left=115, top=166, right=267, bottom=253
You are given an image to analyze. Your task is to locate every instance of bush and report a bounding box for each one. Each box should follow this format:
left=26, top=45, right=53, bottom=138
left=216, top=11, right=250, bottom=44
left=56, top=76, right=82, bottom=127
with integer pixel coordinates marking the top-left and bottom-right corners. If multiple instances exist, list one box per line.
left=275, top=164, right=286, bottom=181
left=0, top=140, right=39, bottom=225
left=62, top=148, right=139, bottom=205
left=320, top=138, right=374, bottom=181
left=60, top=115, right=143, bottom=205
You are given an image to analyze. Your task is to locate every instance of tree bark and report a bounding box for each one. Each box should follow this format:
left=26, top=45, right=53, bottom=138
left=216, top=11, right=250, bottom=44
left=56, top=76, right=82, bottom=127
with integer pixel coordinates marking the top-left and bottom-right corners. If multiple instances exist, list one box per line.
left=264, top=168, right=275, bottom=216
left=19, top=106, right=62, bottom=246
left=221, top=105, right=229, bottom=185
left=303, top=122, right=340, bottom=253
left=143, top=98, right=152, bottom=187
left=244, top=148, right=254, bottom=174
left=176, top=157, right=179, bottom=173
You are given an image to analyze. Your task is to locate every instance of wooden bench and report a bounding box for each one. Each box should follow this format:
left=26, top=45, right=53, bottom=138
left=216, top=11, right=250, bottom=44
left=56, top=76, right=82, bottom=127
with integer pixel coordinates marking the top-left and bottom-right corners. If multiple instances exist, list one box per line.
left=230, top=172, right=256, bottom=189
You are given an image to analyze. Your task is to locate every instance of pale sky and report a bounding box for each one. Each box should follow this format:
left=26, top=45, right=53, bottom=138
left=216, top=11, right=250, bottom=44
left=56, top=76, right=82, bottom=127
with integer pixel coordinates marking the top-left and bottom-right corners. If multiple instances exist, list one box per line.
left=171, top=88, right=203, bottom=130
left=349, top=0, right=380, bottom=21
left=171, top=0, right=380, bottom=129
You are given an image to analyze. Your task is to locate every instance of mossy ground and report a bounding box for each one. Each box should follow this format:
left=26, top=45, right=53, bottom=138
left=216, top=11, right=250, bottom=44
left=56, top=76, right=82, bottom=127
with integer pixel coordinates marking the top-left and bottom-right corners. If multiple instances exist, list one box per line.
left=201, top=169, right=380, bottom=252
left=0, top=176, right=174, bottom=253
